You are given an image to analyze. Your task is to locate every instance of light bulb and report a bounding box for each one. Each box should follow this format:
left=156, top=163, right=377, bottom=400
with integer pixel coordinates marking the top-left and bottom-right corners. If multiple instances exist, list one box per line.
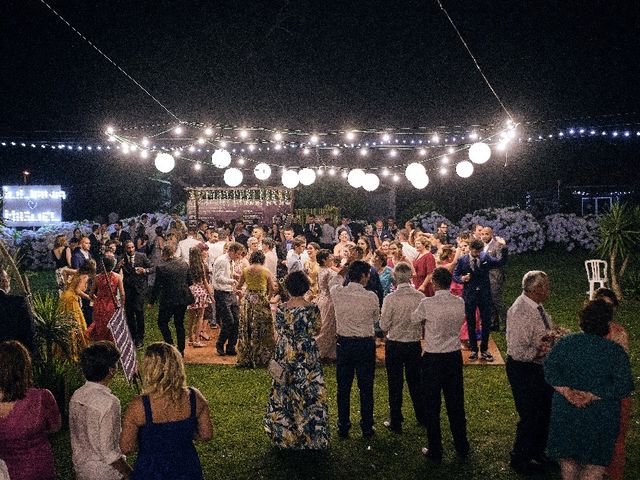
left=174, top=126, right=183, bottom=135
left=204, top=127, right=214, bottom=136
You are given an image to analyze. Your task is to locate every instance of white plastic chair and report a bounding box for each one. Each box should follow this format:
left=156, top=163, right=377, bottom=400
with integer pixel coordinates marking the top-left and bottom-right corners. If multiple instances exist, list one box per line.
left=585, top=260, right=608, bottom=299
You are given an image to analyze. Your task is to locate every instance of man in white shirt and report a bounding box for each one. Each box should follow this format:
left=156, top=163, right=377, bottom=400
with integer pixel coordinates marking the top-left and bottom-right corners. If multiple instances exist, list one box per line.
left=262, top=238, right=278, bottom=279
left=213, top=242, right=245, bottom=356
left=506, top=271, right=554, bottom=474
left=412, top=267, right=469, bottom=463
left=286, top=238, right=306, bottom=273
left=330, top=260, right=380, bottom=438
left=176, top=226, right=202, bottom=264
left=397, top=229, right=418, bottom=262
left=208, top=228, right=227, bottom=263
left=379, top=262, right=426, bottom=433
left=70, top=341, right=132, bottom=480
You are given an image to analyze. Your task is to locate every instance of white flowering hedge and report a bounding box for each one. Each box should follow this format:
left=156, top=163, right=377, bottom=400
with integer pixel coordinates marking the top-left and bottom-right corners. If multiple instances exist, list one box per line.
left=1, top=208, right=602, bottom=270
left=411, top=207, right=600, bottom=254
left=542, top=213, right=600, bottom=251
left=0, top=212, right=176, bottom=271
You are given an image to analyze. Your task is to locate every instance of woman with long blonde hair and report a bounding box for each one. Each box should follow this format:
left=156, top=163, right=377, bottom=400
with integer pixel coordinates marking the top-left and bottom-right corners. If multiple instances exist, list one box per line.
left=120, top=342, right=212, bottom=479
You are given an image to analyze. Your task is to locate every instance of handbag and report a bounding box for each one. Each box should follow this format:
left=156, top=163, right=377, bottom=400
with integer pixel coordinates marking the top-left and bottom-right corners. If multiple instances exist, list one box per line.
left=268, top=359, right=286, bottom=384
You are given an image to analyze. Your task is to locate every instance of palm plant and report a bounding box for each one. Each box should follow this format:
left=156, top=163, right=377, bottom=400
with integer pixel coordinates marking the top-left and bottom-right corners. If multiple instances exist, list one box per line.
left=32, top=293, right=79, bottom=362
left=32, top=292, right=82, bottom=414
left=597, top=203, right=640, bottom=300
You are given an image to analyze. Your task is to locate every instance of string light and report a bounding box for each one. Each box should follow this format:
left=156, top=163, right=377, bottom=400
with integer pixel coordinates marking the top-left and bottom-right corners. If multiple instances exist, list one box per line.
left=204, top=127, right=214, bottom=136
left=174, top=126, right=183, bottom=135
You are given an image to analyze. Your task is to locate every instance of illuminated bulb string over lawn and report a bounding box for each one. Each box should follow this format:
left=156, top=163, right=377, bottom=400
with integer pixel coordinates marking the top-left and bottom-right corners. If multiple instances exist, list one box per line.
left=103, top=119, right=521, bottom=190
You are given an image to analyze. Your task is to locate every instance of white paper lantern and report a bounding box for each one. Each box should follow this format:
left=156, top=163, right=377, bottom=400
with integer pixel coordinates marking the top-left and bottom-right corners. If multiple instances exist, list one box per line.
left=347, top=168, right=366, bottom=188
left=223, top=168, right=243, bottom=187
left=468, top=142, right=491, bottom=164
left=362, top=173, right=380, bottom=191
left=298, top=168, right=317, bottom=186
left=211, top=149, right=231, bottom=168
left=456, top=161, right=474, bottom=178
left=405, top=162, right=426, bottom=179
left=411, top=174, right=430, bottom=189
left=281, top=170, right=300, bottom=189
left=253, top=162, right=271, bottom=180
left=154, top=153, right=175, bottom=173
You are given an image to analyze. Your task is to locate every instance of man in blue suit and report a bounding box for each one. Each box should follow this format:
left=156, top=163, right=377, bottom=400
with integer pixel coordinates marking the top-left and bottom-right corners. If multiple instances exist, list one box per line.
left=453, top=238, right=507, bottom=361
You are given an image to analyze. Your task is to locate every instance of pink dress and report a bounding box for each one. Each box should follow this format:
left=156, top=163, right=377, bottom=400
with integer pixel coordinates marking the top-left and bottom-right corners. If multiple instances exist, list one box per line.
left=0, top=388, right=61, bottom=480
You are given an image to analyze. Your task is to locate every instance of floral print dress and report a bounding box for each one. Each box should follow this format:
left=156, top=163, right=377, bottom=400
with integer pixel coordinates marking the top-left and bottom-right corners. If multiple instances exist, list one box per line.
left=264, top=304, right=329, bottom=449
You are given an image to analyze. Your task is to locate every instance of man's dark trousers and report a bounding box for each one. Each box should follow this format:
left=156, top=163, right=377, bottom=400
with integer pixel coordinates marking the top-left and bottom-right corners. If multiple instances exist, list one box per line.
left=506, top=356, right=553, bottom=464
left=215, top=290, right=240, bottom=353
left=385, top=340, right=425, bottom=427
left=125, top=290, right=145, bottom=346
left=336, top=336, right=375, bottom=434
left=157, top=304, right=187, bottom=355
left=464, top=289, right=492, bottom=352
left=422, top=350, right=469, bottom=459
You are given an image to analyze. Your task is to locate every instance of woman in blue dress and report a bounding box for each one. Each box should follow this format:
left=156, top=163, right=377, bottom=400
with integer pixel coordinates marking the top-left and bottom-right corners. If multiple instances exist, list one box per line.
left=120, top=342, right=213, bottom=479
left=544, top=299, right=634, bottom=480
left=264, top=271, right=329, bottom=450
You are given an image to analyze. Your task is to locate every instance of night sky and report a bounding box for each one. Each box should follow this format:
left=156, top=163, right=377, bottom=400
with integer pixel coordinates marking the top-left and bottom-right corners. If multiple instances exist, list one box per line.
left=1, top=0, right=638, bottom=220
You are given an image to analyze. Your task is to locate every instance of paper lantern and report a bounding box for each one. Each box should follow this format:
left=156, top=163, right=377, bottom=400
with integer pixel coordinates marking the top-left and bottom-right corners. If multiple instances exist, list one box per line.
left=211, top=149, right=231, bottom=168
left=253, top=162, right=271, bottom=180
left=298, top=168, right=316, bottom=186
left=347, top=168, right=365, bottom=188
left=468, top=142, right=491, bottom=164
left=405, top=162, right=426, bottom=179
left=456, top=161, right=474, bottom=178
left=281, top=170, right=300, bottom=189
left=154, top=153, right=175, bottom=173
left=411, top=174, right=429, bottom=189
left=362, top=173, right=380, bottom=191
left=223, top=168, right=243, bottom=187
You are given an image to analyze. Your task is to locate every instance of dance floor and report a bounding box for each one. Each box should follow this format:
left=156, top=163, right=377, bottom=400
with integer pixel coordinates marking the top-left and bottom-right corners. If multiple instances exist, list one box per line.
left=183, top=325, right=504, bottom=366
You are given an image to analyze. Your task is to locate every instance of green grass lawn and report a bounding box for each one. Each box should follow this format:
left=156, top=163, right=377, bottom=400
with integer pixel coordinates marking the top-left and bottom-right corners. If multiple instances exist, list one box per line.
left=29, top=247, right=638, bottom=479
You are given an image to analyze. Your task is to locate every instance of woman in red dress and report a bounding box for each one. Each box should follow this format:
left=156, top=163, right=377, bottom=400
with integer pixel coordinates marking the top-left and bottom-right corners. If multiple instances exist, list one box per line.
left=412, top=236, right=436, bottom=296
left=88, top=256, right=124, bottom=342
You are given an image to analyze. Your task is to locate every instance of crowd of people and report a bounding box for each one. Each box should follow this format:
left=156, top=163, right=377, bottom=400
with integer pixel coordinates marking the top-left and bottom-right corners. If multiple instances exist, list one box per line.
left=0, top=213, right=634, bottom=480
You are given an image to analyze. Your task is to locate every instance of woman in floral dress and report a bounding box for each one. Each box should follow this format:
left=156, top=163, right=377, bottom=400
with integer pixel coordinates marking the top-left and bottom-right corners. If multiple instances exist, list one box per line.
left=236, top=251, right=276, bottom=367
left=314, top=250, right=337, bottom=362
left=265, top=271, right=329, bottom=450
left=187, top=246, right=213, bottom=348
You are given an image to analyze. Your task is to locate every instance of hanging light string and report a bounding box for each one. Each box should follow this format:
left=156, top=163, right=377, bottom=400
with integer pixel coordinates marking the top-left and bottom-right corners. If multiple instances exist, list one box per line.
left=435, top=0, right=514, bottom=121
left=37, top=0, right=181, bottom=123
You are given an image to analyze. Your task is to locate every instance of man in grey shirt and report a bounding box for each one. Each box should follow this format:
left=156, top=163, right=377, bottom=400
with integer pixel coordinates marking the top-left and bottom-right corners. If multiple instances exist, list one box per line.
left=379, top=262, right=426, bottom=433
left=330, top=260, right=380, bottom=438
left=412, top=267, right=469, bottom=463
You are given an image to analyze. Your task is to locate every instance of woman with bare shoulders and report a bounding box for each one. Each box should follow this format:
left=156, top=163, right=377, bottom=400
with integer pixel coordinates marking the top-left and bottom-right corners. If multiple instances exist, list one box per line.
left=120, top=342, right=212, bottom=479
